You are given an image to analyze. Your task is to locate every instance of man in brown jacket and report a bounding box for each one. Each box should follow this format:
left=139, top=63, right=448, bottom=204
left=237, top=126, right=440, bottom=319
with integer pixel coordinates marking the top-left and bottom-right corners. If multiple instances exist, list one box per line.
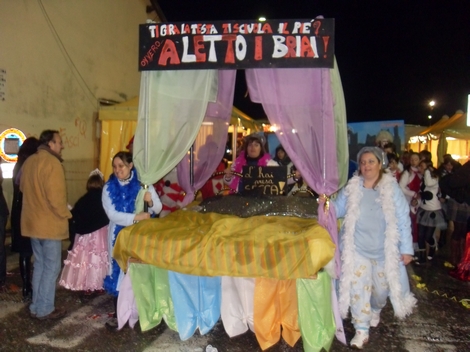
left=20, top=130, right=71, bottom=320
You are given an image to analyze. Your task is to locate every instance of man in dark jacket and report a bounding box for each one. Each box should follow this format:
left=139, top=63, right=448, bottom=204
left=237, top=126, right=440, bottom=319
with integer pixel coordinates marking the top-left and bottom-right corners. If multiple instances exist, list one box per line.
left=439, top=160, right=470, bottom=265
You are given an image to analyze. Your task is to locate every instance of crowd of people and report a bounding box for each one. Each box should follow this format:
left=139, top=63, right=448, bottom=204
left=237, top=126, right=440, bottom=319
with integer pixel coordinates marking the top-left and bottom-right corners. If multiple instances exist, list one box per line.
left=367, top=140, right=470, bottom=271
left=0, top=129, right=469, bottom=349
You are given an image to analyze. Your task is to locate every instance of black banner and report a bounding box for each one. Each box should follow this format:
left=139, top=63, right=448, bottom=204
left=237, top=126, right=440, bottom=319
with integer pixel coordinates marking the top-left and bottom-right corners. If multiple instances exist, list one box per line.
left=139, top=19, right=334, bottom=71
left=242, top=166, right=287, bottom=196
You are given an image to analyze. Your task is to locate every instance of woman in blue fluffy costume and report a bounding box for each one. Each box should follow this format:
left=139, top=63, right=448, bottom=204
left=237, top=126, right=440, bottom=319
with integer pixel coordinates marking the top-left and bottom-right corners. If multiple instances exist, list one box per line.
left=320, top=146, right=416, bottom=349
left=102, top=151, right=162, bottom=329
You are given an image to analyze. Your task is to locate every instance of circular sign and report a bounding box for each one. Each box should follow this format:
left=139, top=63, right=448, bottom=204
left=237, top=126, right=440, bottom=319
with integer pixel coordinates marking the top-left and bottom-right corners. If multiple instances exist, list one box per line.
left=0, top=128, right=26, bottom=162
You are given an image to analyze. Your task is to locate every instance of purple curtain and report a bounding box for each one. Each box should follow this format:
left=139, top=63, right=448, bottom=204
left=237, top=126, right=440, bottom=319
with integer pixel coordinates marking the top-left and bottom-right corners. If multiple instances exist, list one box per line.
left=246, top=68, right=340, bottom=263
left=245, top=67, right=345, bottom=344
left=177, top=70, right=236, bottom=206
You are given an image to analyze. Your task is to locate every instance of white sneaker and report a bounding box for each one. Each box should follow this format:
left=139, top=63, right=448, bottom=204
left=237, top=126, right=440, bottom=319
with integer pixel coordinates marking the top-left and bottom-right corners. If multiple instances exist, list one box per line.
left=350, top=330, right=369, bottom=349
left=370, top=310, right=380, bottom=327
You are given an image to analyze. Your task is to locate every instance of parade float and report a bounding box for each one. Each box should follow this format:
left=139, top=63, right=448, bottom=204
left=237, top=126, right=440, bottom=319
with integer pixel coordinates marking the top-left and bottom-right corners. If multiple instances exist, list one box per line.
left=111, top=17, right=349, bottom=352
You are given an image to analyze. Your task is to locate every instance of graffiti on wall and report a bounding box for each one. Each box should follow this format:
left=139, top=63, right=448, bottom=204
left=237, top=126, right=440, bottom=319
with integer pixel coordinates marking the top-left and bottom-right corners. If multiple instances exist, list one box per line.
left=59, top=117, right=88, bottom=149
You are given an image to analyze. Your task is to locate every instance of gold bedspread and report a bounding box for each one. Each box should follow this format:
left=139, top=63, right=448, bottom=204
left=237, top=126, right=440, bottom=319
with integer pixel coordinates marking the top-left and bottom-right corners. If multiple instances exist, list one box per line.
left=113, top=210, right=335, bottom=280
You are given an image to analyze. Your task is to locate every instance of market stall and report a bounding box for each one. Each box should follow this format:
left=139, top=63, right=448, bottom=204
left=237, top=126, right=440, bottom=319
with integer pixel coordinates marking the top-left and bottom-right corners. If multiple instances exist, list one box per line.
left=408, top=111, right=470, bottom=165
left=98, top=98, right=263, bottom=179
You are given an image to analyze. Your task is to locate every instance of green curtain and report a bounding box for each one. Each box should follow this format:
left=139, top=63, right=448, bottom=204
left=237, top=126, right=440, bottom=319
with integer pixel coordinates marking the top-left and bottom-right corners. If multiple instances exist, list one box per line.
left=128, top=263, right=177, bottom=332
left=436, top=132, right=448, bottom=166
left=331, top=57, right=348, bottom=189
left=297, top=271, right=336, bottom=352
left=133, top=70, right=218, bottom=211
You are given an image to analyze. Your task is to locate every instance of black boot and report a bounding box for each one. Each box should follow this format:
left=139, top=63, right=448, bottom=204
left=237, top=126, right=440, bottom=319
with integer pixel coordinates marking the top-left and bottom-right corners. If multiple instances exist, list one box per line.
left=19, top=256, right=32, bottom=302
left=415, top=250, right=426, bottom=265
left=438, top=228, right=448, bottom=248
left=105, top=296, right=119, bottom=331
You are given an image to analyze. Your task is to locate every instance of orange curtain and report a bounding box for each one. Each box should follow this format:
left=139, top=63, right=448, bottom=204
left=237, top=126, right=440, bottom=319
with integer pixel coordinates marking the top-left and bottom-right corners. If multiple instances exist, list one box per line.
left=253, top=278, right=300, bottom=350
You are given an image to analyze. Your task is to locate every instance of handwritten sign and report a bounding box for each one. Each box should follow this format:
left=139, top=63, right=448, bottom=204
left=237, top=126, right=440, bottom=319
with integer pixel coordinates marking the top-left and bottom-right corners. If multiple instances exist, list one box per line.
left=139, top=19, right=334, bottom=71
left=242, top=166, right=287, bottom=196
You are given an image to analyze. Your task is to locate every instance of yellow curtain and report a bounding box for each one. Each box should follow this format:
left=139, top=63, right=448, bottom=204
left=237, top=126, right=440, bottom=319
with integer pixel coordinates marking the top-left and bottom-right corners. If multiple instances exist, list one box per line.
left=99, top=120, right=137, bottom=180
left=447, top=139, right=469, bottom=164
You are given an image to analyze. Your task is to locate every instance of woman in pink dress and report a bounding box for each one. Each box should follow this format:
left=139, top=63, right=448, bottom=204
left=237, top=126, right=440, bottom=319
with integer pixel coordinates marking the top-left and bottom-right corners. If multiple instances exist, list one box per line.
left=59, top=170, right=109, bottom=292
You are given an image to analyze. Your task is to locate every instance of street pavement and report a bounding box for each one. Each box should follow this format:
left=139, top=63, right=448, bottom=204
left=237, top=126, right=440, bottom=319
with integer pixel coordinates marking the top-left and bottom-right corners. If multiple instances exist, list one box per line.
left=0, top=235, right=469, bottom=352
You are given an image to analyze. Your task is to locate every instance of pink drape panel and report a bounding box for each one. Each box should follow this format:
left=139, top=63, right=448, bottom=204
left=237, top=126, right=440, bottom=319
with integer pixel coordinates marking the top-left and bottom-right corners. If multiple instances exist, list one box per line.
left=245, top=68, right=345, bottom=344
left=177, top=70, right=236, bottom=206
left=245, top=68, right=340, bottom=266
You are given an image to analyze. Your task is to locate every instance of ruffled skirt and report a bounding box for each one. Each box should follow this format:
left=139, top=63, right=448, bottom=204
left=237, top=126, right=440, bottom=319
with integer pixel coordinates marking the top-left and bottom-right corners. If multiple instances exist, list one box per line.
left=417, top=208, right=447, bottom=230
left=59, top=225, right=109, bottom=291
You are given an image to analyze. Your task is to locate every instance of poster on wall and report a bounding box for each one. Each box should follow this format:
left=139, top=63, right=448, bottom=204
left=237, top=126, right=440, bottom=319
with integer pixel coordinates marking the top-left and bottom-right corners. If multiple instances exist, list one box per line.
left=139, top=19, right=334, bottom=70
left=0, top=69, right=6, bottom=101
left=347, top=120, right=405, bottom=163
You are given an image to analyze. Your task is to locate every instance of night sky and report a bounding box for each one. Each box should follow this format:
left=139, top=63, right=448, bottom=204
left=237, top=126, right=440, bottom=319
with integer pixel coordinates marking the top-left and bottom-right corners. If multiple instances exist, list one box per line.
left=155, top=0, right=470, bottom=126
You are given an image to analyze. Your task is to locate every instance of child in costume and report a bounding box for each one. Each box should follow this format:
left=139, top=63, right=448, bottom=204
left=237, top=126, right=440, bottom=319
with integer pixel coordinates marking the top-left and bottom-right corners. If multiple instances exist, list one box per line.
left=415, top=160, right=446, bottom=263
left=59, top=170, right=109, bottom=293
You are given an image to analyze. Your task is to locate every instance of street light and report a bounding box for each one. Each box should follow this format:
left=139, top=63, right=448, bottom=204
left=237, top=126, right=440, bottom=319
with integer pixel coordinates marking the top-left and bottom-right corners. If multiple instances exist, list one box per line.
left=428, top=100, right=436, bottom=126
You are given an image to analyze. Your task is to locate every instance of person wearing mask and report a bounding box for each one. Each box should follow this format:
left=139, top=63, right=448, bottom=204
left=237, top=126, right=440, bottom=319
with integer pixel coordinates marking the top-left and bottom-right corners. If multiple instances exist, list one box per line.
left=101, top=151, right=162, bottom=329
left=10, top=137, right=40, bottom=300
left=320, top=146, right=416, bottom=349
left=20, top=130, right=72, bottom=320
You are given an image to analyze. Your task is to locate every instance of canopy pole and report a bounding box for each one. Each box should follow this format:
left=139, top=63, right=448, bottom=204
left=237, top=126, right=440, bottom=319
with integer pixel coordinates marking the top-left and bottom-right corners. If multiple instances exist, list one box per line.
left=189, top=143, right=195, bottom=186
left=231, top=125, right=237, bottom=162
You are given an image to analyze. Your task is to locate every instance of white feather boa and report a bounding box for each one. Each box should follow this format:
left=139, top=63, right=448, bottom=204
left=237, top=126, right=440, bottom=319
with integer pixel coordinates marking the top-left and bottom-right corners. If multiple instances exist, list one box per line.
left=338, top=173, right=417, bottom=319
